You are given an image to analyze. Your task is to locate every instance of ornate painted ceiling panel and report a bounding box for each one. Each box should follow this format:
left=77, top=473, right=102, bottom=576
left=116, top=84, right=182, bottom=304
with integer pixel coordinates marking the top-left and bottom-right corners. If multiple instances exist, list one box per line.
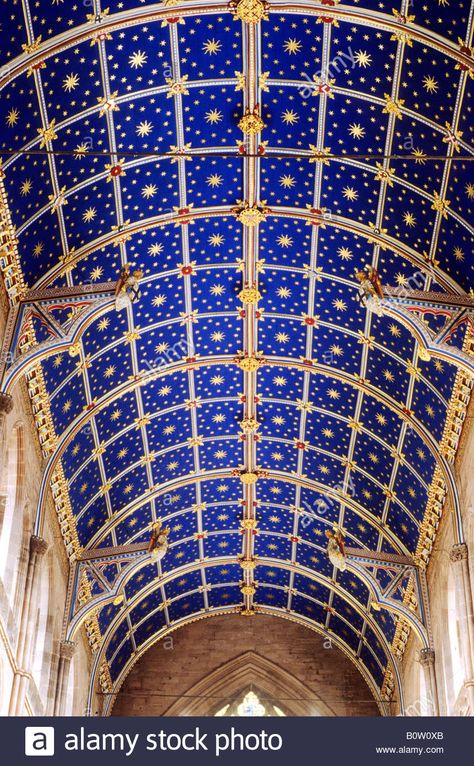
left=0, top=0, right=473, bottom=709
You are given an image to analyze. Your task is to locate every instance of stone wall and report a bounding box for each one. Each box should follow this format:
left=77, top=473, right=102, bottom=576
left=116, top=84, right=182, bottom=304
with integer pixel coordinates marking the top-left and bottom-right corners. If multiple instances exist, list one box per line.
left=0, top=304, right=92, bottom=716
left=399, top=398, right=474, bottom=717
left=111, top=613, right=380, bottom=717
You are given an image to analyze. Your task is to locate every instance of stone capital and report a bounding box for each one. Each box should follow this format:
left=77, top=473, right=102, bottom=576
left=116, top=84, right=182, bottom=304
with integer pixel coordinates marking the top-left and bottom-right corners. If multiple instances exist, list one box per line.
left=450, top=543, right=468, bottom=563
left=30, top=535, right=48, bottom=557
left=60, top=640, right=76, bottom=660
left=419, top=648, right=435, bottom=667
left=0, top=393, right=13, bottom=415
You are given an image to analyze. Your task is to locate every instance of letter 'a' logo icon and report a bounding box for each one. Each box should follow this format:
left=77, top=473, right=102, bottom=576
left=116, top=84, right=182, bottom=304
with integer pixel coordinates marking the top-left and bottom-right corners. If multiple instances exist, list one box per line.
left=25, top=727, right=55, bottom=756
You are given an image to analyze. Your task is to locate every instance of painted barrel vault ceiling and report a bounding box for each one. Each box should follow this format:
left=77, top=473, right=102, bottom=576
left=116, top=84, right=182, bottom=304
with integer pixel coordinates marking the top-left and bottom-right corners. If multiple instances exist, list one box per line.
left=0, top=0, right=473, bottom=708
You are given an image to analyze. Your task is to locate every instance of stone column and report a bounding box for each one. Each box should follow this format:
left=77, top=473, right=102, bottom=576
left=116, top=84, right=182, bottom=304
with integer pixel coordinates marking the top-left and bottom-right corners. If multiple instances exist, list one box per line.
left=0, top=392, right=13, bottom=477
left=450, top=543, right=474, bottom=713
left=8, top=534, right=48, bottom=715
left=419, top=648, right=439, bottom=715
left=53, top=640, right=76, bottom=716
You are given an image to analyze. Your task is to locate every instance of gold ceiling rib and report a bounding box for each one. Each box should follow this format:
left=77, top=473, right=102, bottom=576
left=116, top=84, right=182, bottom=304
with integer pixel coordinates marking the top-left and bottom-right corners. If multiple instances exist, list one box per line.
left=1, top=2, right=473, bottom=89
left=27, top=207, right=463, bottom=294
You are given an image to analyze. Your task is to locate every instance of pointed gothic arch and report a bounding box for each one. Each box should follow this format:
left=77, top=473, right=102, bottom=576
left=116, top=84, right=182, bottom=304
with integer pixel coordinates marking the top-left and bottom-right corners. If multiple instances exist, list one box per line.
left=160, top=651, right=336, bottom=717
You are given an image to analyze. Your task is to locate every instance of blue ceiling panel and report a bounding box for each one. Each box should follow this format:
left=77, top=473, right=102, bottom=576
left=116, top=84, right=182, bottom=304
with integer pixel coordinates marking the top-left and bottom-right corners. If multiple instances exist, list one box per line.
left=2, top=0, right=471, bottom=703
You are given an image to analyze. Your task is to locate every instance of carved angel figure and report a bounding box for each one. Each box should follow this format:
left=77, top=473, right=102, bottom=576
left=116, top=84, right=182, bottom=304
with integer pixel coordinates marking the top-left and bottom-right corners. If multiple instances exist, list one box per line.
left=115, top=263, right=143, bottom=311
left=148, top=519, right=170, bottom=563
left=325, top=528, right=347, bottom=572
left=355, top=265, right=384, bottom=316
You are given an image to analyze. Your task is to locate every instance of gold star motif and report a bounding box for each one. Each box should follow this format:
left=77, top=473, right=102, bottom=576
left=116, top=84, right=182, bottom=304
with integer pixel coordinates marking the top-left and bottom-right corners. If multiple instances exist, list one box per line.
left=282, top=109, right=299, bottom=125
left=337, top=246, right=353, bottom=261
left=6, top=108, right=20, bottom=126
left=412, top=148, right=427, bottom=164
left=348, top=123, right=365, bottom=139
left=279, top=174, right=296, bottom=188
left=83, top=207, right=96, bottom=223
left=149, top=243, right=164, bottom=256
left=342, top=186, right=358, bottom=200
left=129, top=50, right=147, bottom=68
left=203, top=38, right=222, bottom=54
left=423, top=75, right=438, bottom=93
left=465, top=183, right=474, bottom=200
left=205, top=109, right=223, bottom=124
left=354, top=50, right=372, bottom=67
left=63, top=73, right=79, bottom=92
left=20, top=179, right=32, bottom=196
left=284, top=38, right=302, bottom=54
left=276, top=234, right=293, bottom=248
left=137, top=121, right=153, bottom=137
left=207, top=173, right=223, bottom=188
left=142, top=184, right=158, bottom=199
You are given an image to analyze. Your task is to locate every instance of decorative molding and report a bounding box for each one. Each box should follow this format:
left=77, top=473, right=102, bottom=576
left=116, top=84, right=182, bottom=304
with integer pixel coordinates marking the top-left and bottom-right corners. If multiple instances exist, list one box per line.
left=415, top=468, right=446, bottom=569
left=30, top=535, right=48, bottom=558
left=380, top=667, right=396, bottom=704
left=419, top=648, right=436, bottom=667
left=416, top=333, right=474, bottom=568
left=0, top=393, right=13, bottom=414
left=238, top=108, right=266, bottom=135
left=232, top=201, right=270, bottom=227
left=59, top=640, right=76, bottom=660
left=229, top=0, right=269, bottom=24
left=450, top=543, right=469, bottom=563
left=50, top=465, right=81, bottom=560
left=98, top=662, right=113, bottom=696
left=0, top=170, right=26, bottom=304
left=440, top=356, right=474, bottom=463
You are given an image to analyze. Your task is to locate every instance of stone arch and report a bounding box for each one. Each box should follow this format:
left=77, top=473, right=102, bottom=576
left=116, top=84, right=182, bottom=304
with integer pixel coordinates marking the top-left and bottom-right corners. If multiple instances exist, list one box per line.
left=162, top=651, right=336, bottom=717
left=110, top=613, right=380, bottom=717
